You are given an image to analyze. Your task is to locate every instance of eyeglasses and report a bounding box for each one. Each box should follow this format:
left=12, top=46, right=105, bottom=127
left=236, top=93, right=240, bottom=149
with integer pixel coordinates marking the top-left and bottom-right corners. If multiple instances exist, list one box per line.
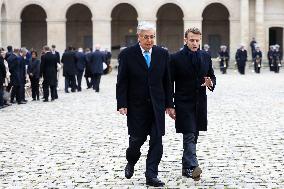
left=141, top=35, right=155, bottom=40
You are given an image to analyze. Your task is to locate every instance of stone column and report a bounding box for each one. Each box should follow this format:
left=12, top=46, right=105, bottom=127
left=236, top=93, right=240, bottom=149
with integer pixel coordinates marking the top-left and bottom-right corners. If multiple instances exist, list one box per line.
left=6, top=19, right=21, bottom=48
left=230, top=18, right=241, bottom=62
left=255, top=0, right=266, bottom=59
left=92, top=18, right=111, bottom=51
left=47, top=19, right=66, bottom=54
left=240, top=0, right=249, bottom=47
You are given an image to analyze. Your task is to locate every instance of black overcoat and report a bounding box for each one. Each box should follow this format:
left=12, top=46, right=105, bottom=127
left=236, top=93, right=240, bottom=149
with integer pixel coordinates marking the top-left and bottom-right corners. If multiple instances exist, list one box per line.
left=116, top=43, right=173, bottom=137
left=40, top=52, right=57, bottom=86
left=170, top=46, right=216, bottom=134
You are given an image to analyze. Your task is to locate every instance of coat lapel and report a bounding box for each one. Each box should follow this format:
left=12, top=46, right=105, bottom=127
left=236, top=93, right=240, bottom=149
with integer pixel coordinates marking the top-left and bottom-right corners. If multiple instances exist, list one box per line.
left=149, top=46, right=157, bottom=72
left=134, top=43, right=148, bottom=70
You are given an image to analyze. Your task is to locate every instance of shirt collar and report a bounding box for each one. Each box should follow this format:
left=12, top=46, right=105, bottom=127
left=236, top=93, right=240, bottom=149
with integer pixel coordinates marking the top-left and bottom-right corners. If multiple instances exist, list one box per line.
left=139, top=44, right=152, bottom=54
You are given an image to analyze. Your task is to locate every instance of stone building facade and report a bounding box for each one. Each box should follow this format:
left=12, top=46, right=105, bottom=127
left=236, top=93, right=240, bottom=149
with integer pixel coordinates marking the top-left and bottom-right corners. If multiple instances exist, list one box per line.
left=0, top=0, right=283, bottom=59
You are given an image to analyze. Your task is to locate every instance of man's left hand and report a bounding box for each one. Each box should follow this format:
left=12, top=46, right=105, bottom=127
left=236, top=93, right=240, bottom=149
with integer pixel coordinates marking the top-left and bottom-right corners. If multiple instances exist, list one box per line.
left=201, top=77, right=213, bottom=90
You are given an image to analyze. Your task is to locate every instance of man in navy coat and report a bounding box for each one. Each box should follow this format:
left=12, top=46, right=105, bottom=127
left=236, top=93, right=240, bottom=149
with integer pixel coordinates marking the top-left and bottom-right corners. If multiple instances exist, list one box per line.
left=170, top=27, right=216, bottom=181
left=75, top=48, right=86, bottom=91
left=116, top=21, right=174, bottom=187
left=90, top=44, right=104, bottom=92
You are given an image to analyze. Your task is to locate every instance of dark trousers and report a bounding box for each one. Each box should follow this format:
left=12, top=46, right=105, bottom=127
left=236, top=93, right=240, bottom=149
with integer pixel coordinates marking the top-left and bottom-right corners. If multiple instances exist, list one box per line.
left=76, top=70, right=84, bottom=91
left=237, top=64, right=245, bottom=75
left=126, top=118, right=163, bottom=178
left=65, top=74, right=76, bottom=92
left=43, top=83, right=56, bottom=100
left=11, top=85, right=21, bottom=103
left=254, top=62, right=261, bottom=74
left=182, top=133, right=199, bottom=169
left=91, top=73, right=101, bottom=92
left=85, top=77, right=92, bottom=88
left=30, top=77, right=39, bottom=100
left=0, top=85, right=3, bottom=106
left=20, top=83, right=25, bottom=101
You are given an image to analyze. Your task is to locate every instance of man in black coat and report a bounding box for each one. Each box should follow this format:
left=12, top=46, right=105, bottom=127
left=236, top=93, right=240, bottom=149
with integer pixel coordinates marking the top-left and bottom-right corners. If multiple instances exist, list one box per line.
left=169, top=27, right=216, bottom=181
left=235, top=45, right=247, bottom=75
left=267, top=45, right=275, bottom=72
left=116, top=22, right=174, bottom=187
left=90, top=44, right=104, bottom=92
left=75, top=48, right=86, bottom=91
left=40, top=46, right=58, bottom=101
left=51, top=45, right=60, bottom=99
left=84, top=48, right=92, bottom=89
left=7, top=49, right=23, bottom=104
left=61, top=46, right=77, bottom=93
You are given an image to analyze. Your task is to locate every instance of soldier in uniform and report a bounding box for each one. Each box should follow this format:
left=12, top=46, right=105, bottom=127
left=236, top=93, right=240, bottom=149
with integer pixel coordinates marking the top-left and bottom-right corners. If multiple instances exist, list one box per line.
left=235, top=44, right=247, bottom=75
left=203, top=44, right=211, bottom=57
left=267, top=45, right=275, bottom=71
left=250, top=37, right=257, bottom=59
left=252, top=45, right=262, bottom=74
left=218, top=45, right=229, bottom=74
left=273, top=44, right=282, bottom=73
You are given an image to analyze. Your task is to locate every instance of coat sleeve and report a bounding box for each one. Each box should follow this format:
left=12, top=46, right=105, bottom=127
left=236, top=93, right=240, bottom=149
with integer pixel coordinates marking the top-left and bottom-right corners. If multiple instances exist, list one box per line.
left=163, top=51, right=174, bottom=109
left=206, top=54, right=216, bottom=92
left=40, top=55, right=45, bottom=78
left=116, top=51, right=128, bottom=110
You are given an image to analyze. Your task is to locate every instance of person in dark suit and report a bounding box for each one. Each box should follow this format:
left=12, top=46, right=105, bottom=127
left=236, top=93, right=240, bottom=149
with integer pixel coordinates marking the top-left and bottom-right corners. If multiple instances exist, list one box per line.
left=75, top=48, right=86, bottom=91
left=218, top=45, right=229, bottom=74
left=267, top=45, right=275, bottom=72
left=235, top=45, right=247, bottom=75
left=0, top=50, right=7, bottom=108
left=252, top=45, right=262, bottom=74
left=90, top=44, right=104, bottom=92
left=28, top=51, right=41, bottom=100
left=40, top=46, right=58, bottom=102
left=84, top=48, right=92, bottom=89
left=116, top=21, right=174, bottom=187
left=51, top=45, right=60, bottom=99
left=169, top=27, right=216, bottom=181
left=7, top=48, right=24, bottom=104
left=273, top=44, right=282, bottom=73
left=61, top=46, right=77, bottom=93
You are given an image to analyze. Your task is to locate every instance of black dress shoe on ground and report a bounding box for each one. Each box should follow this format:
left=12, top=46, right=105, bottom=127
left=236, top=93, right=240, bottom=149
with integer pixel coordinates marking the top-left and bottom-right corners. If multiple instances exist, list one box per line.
left=146, top=177, right=165, bottom=187
left=43, top=99, right=48, bottom=102
left=125, top=163, right=134, bottom=179
left=17, top=102, right=26, bottom=105
left=182, top=166, right=202, bottom=181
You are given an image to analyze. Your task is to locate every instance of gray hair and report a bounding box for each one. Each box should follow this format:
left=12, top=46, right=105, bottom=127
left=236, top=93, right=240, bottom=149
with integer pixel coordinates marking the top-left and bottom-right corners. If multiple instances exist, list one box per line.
left=20, top=47, right=28, bottom=54
left=137, top=21, right=156, bottom=34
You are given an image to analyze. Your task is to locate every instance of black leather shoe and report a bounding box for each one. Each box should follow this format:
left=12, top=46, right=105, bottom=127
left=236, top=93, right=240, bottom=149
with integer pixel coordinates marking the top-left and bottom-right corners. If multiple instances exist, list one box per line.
left=182, top=166, right=202, bottom=181
left=146, top=177, right=165, bottom=187
left=125, top=163, right=134, bottom=179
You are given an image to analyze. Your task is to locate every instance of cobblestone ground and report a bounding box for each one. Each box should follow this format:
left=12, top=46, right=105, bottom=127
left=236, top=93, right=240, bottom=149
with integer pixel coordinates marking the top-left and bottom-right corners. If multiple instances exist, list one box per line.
left=0, top=67, right=284, bottom=189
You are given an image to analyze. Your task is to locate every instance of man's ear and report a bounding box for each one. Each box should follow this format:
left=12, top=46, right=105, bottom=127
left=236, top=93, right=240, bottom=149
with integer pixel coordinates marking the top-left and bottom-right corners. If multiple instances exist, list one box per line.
left=184, top=38, right=187, bottom=44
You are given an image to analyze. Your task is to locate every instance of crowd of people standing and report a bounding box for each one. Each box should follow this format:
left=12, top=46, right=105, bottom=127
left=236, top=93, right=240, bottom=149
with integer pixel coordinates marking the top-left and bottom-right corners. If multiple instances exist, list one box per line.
left=0, top=44, right=111, bottom=109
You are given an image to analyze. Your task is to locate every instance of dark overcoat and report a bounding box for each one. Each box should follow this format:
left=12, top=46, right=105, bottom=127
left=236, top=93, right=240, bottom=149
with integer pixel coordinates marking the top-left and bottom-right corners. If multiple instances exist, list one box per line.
left=170, top=46, right=216, bottom=134
left=116, top=43, right=173, bottom=137
left=40, top=52, right=57, bottom=86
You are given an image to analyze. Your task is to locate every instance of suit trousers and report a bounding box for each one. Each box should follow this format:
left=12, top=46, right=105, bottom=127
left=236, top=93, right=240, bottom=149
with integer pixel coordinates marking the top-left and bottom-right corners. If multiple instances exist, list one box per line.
left=76, top=70, right=84, bottom=91
left=65, top=74, right=76, bottom=92
left=126, top=105, right=163, bottom=178
left=43, top=83, right=56, bottom=100
left=182, top=132, right=199, bottom=169
left=91, top=73, right=101, bottom=92
left=0, top=84, right=3, bottom=106
left=30, top=77, right=40, bottom=100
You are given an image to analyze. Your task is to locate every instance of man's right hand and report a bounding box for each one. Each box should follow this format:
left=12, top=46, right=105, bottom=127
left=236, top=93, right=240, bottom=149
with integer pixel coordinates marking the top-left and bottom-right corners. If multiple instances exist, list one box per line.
left=119, top=108, right=127, bottom=115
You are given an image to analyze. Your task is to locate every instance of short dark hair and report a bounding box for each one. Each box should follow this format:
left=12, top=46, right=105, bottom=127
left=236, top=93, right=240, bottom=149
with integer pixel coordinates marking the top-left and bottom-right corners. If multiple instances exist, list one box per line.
left=31, top=50, right=38, bottom=57
left=51, top=45, right=56, bottom=48
left=185, top=27, right=202, bottom=38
